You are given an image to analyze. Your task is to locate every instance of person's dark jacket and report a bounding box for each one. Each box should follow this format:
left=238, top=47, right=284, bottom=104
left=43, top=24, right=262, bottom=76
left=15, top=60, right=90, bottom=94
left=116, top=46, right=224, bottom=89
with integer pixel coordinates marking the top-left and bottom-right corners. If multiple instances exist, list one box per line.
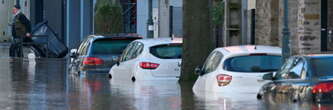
left=12, top=12, right=31, bottom=39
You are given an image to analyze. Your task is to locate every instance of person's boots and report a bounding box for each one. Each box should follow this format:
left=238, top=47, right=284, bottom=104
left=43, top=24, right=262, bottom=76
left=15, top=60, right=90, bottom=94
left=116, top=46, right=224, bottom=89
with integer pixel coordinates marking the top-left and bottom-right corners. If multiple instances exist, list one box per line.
left=9, top=44, right=15, bottom=57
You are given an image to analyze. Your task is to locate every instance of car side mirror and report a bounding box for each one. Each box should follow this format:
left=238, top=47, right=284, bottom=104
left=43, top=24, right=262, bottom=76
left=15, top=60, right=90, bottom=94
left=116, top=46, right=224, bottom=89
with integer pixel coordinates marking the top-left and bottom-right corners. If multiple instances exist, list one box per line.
left=112, top=56, right=119, bottom=62
left=263, top=72, right=275, bottom=80
left=70, top=49, right=77, bottom=58
left=112, top=56, right=120, bottom=66
left=194, top=66, right=203, bottom=76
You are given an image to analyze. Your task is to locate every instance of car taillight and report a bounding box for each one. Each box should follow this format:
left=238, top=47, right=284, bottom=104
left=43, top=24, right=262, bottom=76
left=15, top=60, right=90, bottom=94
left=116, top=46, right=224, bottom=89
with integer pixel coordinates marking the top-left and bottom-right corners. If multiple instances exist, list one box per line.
left=83, top=57, right=104, bottom=65
left=312, top=82, right=333, bottom=94
left=216, top=74, right=232, bottom=86
left=139, top=62, right=159, bottom=69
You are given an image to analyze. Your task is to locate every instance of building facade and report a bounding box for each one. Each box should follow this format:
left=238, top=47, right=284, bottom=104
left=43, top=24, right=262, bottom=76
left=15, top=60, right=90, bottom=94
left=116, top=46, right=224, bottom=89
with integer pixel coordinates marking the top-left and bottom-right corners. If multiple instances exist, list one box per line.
left=255, top=0, right=333, bottom=54
left=137, top=0, right=183, bottom=38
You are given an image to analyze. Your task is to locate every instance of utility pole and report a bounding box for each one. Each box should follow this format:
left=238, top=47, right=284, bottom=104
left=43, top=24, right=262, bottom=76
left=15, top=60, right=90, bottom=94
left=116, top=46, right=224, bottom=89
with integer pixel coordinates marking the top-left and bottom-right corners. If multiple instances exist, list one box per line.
left=241, top=0, right=248, bottom=44
left=147, top=0, right=154, bottom=38
left=282, top=0, right=290, bottom=63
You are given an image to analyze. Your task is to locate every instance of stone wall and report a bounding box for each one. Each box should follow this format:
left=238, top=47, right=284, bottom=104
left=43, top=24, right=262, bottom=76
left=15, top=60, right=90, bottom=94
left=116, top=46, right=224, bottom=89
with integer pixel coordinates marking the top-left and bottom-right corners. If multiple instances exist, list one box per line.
left=256, top=0, right=324, bottom=54
left=296, top=0, right=321, bottom=54
left=255, top=0, right=280, bottom=46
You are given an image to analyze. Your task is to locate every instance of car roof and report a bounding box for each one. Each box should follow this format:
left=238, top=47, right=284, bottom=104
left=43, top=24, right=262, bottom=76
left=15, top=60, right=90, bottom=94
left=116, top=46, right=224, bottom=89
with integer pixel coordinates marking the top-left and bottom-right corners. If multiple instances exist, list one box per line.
left=87, top=34, right=142, bottom=41
left=215, top=45, right=282, bottom=56
left=303, top=54, right=333, bottom=59
left=134, top=37, right=183, bottom=47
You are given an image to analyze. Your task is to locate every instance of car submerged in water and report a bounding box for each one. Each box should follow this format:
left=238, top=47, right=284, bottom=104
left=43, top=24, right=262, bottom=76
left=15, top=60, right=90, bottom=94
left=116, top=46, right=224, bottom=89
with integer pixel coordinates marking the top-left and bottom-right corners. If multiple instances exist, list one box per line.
left=193, top=45, right=282, bottom=98
left=257, top=55, right=333, bottom=103
left=69, top=34, right=141, bottom=76
left=109, top=38, right=182, bottom=81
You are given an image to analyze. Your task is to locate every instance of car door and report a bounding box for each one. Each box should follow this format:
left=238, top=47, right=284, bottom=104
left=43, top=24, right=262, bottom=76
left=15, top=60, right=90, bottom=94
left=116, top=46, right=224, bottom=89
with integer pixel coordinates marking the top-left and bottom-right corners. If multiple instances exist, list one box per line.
left=78, top=40, right=91, bottom=71
left=72, top=39, right=89, bottom=73
left=193, top=51, right=223, bottom=92
left=112, top=42, right=142, bottom=80
left=265, top=57, right=309, bottom=101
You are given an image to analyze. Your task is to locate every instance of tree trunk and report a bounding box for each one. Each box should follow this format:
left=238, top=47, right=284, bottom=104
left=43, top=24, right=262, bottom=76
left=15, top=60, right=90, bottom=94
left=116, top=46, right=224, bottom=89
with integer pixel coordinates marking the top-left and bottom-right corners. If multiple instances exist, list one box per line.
left=180, top=0, right=215, bottom=82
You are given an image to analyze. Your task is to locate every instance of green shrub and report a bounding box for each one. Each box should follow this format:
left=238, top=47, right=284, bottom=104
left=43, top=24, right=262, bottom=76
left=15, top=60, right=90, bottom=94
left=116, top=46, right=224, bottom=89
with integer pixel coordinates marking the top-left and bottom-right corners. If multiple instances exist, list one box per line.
left=95, top=0, right=123, bottom=34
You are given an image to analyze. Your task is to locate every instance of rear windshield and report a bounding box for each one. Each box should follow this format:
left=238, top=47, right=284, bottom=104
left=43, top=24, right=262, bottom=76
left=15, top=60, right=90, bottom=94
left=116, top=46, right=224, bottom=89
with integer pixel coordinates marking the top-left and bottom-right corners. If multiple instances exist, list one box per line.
left=90, top=39, right=133, bottom=55
left=150, top=44, right=182, bottom=59
left=223, top=55, right=282, bottom=72
left=310, top=58, right=333, bottom=78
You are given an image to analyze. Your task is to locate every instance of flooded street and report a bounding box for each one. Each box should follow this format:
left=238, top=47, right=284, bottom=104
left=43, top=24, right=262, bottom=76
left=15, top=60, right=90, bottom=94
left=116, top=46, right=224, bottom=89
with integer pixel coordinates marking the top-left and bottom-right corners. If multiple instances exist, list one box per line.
left=0, top=47, right=331, bottom=110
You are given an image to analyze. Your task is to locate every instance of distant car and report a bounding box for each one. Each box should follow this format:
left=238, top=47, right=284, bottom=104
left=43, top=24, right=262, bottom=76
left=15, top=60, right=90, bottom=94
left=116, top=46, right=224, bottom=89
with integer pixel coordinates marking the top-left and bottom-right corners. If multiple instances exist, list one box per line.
left=69, top=34, right=141, bottom=75
left=193, top=45, right=282, bottom=96
left=257, top=55, right=333, bottom=103
left=109, top=38, right=182, bottom=81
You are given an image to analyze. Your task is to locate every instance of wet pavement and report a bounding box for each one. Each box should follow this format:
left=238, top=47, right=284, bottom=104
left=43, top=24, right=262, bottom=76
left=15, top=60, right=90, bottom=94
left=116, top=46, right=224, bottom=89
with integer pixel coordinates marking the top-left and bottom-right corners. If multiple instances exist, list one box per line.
left=0, top=46, right=332, bottom=110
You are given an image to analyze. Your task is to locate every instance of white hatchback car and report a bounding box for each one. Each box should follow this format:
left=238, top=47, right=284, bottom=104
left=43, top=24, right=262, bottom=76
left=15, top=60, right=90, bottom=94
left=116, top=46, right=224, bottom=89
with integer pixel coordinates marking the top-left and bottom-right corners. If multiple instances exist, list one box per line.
left=193, top=45, right=282, bottom=96
left=109, top=38, right=182, bottom=81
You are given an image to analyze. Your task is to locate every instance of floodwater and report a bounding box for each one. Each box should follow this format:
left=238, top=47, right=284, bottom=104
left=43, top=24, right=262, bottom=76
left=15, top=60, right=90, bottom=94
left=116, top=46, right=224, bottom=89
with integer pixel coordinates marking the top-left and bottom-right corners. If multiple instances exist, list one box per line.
left=0, top=47, right=332, bottom=110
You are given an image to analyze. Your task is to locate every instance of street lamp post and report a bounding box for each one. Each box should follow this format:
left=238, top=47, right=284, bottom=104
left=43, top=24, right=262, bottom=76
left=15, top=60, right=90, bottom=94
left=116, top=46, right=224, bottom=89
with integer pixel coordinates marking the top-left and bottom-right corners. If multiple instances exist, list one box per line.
left=147, top=0, right=154, bottom=38
left=282, top=0, right=291, bottom=63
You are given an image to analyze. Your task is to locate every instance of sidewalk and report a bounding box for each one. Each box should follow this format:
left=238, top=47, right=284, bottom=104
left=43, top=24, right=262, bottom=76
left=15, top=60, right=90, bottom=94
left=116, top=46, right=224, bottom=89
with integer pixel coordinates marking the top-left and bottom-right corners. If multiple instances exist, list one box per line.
left=0, top=42, right=11, bottom=46
left=0, top=43, right=9, bottom=57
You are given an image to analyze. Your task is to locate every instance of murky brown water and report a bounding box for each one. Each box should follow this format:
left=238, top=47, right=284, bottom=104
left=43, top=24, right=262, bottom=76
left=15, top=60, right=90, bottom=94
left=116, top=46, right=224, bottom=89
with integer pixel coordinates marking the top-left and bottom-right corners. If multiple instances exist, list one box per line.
left=0, top=47, right=331, bottom=110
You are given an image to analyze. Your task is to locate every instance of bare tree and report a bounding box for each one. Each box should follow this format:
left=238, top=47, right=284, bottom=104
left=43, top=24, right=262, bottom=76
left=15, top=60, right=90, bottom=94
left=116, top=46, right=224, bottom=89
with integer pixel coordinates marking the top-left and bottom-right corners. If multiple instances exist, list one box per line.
left=180, top=0, right=215, bottom=82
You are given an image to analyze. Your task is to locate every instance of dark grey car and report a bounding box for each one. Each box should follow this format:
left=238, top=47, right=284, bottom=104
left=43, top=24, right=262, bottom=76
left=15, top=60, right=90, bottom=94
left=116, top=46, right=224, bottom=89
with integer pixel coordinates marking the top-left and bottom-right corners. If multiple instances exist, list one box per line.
left=257, top=55, right=333, bottom=103
left=69, top=35, right=141, bottom=75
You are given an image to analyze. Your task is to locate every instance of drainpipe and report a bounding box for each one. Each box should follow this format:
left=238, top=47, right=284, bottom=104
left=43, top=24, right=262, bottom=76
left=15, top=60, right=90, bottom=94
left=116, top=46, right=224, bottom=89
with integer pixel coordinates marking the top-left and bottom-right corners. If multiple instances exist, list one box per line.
left=282, top=0, right=291, bottom=63
left=147, top=0, right=154, bottom=38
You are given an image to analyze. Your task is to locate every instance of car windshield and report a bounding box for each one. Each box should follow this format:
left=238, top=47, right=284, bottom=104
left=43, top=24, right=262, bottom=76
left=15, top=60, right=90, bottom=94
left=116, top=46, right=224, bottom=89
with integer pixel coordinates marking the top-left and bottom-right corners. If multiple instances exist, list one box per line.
left=310, top=57, right=333, bottom=78
left=90, top=39, right=133, bottom=55
left=150, top=44, right=182, bottom=59
left=223, top=55, right=282, bottom=73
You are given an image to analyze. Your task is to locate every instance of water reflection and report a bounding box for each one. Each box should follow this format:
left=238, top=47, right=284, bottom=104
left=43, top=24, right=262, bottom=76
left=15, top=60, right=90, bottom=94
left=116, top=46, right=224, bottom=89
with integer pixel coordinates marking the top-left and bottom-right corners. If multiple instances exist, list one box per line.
left=0, top=57, right=333, bottom=110
left=3, top=58, right=67, bottom=110
left=193, top=90, right=266, bottom=110
left=67, top=74, right=112, bottom=110
left=261, top=95, right=333, bottom=110
left=110, top=80, right=181, bottom=110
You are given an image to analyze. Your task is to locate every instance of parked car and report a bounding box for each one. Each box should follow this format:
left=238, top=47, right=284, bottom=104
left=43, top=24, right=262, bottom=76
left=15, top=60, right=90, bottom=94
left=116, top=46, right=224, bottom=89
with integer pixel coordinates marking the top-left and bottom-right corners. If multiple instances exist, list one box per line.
left=192, top=45, right=282, bottom=97
left=257, top=55, right=333, bottom=103
left=69, top=34, right=141, bottom=75
left=109, top=38, right=182, bottom=81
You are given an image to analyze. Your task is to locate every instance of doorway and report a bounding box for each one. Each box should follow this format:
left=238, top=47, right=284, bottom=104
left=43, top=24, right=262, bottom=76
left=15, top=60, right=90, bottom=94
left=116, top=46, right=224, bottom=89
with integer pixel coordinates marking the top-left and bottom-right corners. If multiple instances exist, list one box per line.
left=326, top=0, right=333, bottom=51
left=323, top=0, right=333, bottom=51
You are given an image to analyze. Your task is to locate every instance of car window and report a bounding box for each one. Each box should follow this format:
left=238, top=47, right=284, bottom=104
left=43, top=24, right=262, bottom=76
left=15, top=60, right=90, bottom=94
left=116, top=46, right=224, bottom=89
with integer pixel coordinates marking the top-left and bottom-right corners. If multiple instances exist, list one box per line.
left=150, top=43, right=182, bottom=59
left=81, top=41, right=90, bottom=55
left=77, top=39, right=88, bottom=55
left=310, top=57, right=333, bottom=78
left=120, top=42, right=135, bottom=62
left=201, top=51, right=223, bottom=74
left=132, top=42, right=144, bottom=58
left=125, top=42, right=139, bottom=60
left=275, top=57, right=306, bottom=80
left=78, top=40, right=90, bottom=56
left=120, top=41, right=143, bottom=62
left=90, top=39, right=133, bottom=55
left=223, top=55, right=282, bottom=73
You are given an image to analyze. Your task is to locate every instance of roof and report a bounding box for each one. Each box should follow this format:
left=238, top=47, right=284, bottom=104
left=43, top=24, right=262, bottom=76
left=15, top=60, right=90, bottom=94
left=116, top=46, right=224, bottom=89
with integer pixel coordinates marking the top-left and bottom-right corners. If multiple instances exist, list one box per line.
left=215, top=45, right=281, bottom=55
left=135, top=38, right=183, bottom=47
left=304, top=54, right=333, bottom=59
